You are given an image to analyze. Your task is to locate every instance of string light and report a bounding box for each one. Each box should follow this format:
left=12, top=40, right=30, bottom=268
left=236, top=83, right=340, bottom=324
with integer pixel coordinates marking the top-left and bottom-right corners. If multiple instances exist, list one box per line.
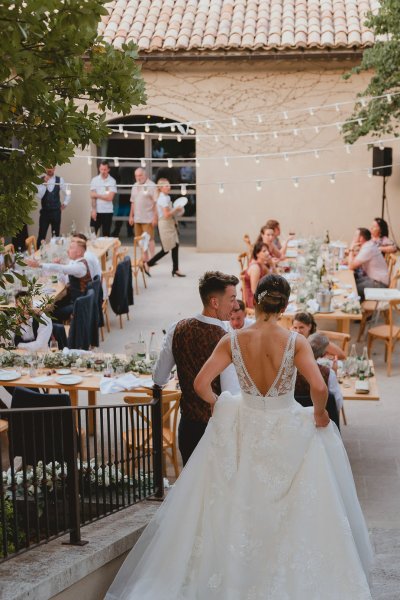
left=140, top=132, right=145, bottom=140
left=309, top=107, right=315, bottom=116
left=330, top=173, right=336, bottom=184
left=118, top=125, right=123, bottom=133
left=256, top=180, right=262, bottom=191
left=145, top=124, right=150, bottom=133
left=206, top=121, right=211, bottom=129
left=314, top=149, right=320, bottom=159
left=232, top=117, right=238, bottom=127
left=292, top=177, right=299, bottom=188
left=255, top=156, right=260, bottom=164
left=87, top=157, right=92, bottom=166
left=65, top=185, right=72, bottom=197
left=141, top=158, right=146, bottom=168
left=283, top=153, right=289, bottom=161
left=196, top=159, right=200, bottom=167
left=167, top=158, right=173, bottom=168
left=336, top=123, right=342, bottom=132
left=170, top=125, right=176, bottom=132
left=224, top=157, right=229, bottom=167
left=357, top=118, right=363, bottom=126
left=124, top=130, right=128, bottom=138
left=158, top=134, right=163, bottom=142
left=177, top=134, right=182, bottom=142
left=387, top=93, right=392, bottom=103
left=379, top=140, right=384, bottom=150
left=361, top=98, right=367, bottom=107
left=181, top=184, right=187, bottom=196
left=257, top=114, right=263, bottom=124
left=113, top=157, right=119, bottom=167
left=367, top=168, right=373, bottom=178
left=314, top=126, right=320, bottom=134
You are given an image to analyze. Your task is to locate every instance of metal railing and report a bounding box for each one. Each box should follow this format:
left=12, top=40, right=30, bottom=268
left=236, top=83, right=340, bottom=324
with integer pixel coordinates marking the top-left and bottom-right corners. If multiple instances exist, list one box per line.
left=0, top=388, right=163, bottom=562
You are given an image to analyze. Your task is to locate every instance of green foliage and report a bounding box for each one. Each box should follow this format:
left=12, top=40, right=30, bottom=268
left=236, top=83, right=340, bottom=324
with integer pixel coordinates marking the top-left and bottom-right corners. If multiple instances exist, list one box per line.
left=0, top=497, right=26, bottom=557
left=343, top=0, right=400, bottom=143
left=0, top=0, right=146, bottom=236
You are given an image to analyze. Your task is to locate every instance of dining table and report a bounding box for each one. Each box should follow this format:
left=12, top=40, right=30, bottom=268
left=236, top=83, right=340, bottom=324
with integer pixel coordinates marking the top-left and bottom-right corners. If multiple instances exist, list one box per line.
left=339, top=360, right=380, bottom=401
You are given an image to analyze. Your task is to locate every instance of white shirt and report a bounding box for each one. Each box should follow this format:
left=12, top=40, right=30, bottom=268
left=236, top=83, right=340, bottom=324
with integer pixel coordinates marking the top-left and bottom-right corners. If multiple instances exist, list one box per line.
left=156, top=192, right=172, bottom=220
left=153, top=314, right=240, bottom=394
left=328, top=369, right=344, bottom=410
left=90, top=174, right=117, bottom=214
left=17, top=314, right=52, bottom=352
left=355, top=240, right=389, bottom=285
left=41, top=258, right=88, bottom=278
left=36, top=175, right=70, bottom=206
left=84, top=250, right=102, bottom=279
left=130, top=179, right=157, bottom=223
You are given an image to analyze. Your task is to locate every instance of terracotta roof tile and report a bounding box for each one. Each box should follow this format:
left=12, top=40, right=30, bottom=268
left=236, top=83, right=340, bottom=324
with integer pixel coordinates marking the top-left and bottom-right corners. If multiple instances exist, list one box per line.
left=101, top=0, right=377, bottom=53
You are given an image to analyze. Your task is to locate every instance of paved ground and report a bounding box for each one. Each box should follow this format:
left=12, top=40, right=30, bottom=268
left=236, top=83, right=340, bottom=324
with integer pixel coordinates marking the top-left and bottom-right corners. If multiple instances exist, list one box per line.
left=3, top=247, right=399, bottom=597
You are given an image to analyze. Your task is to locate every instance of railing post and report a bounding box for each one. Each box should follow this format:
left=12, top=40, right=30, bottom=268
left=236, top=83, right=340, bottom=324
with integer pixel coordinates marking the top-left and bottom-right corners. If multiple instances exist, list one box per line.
left=63, top=408, right=88, bottom=546
left=151, top=385, right=164, bottom=499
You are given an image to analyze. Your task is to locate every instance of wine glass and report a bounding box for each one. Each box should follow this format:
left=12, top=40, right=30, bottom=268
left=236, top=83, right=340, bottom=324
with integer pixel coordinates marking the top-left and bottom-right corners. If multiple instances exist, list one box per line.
left=49, top=339, right=58, bottom=353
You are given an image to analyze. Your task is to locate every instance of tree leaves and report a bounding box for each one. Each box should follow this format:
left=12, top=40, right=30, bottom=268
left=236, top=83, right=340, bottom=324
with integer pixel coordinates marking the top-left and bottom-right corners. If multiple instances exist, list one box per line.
left=0, top=0, right=146, bottom=236
left=343, top=0, right=400, bottom=144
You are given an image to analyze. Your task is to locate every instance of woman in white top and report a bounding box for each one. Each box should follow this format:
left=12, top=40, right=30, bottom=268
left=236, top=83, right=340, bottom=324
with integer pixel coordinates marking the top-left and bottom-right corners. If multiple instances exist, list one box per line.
left=146, top=178, right=185, bottom=277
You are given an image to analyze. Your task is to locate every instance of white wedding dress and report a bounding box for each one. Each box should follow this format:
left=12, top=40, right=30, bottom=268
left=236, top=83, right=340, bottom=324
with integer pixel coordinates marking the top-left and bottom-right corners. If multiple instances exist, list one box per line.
left=106, top=331, right=373, bottom=600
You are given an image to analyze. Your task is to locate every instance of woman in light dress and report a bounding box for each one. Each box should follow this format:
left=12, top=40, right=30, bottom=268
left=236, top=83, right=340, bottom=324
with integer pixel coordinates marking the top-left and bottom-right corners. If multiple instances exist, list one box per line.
left=146, top=178, right=185, bottom=277
left=106, top=274, right=373, bottom=600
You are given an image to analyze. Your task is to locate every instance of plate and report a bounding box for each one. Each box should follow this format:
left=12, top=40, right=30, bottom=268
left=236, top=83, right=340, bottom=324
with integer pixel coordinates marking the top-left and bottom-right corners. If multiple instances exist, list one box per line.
left=0, top=370, right=21, bottom=381
left=173, top=197, right=188, bottom=209
left=56, top=368, right=72, bottom=375
left=55, top=375, right=83, bottom=385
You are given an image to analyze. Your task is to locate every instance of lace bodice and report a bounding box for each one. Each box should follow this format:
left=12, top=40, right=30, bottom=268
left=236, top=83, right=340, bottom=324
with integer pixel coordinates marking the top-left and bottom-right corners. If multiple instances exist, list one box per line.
left=231, top=329, right=298, bottom=397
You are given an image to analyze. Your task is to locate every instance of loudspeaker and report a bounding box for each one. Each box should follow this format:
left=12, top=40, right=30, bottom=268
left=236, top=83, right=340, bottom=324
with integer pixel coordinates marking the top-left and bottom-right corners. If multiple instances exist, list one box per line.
left=373, top=147, right=392, bottom=177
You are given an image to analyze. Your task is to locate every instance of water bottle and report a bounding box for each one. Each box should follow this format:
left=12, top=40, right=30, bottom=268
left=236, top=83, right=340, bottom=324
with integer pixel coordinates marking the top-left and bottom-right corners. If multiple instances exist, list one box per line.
left=148, top=331, right=158, bottom=362
left=137, top=332, right=146, bottom=359
left=348, top=344, right=357, bottom=376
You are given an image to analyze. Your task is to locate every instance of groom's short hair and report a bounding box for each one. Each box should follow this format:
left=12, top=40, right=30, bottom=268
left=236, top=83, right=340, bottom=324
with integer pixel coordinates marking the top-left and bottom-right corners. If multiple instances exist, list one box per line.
left=199, top=271, right=239, bottom=306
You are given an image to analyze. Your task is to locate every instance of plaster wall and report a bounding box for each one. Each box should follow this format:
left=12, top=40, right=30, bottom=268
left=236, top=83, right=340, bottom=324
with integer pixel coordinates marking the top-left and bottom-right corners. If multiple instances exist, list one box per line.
left=37, top=58, right=399, bottom=251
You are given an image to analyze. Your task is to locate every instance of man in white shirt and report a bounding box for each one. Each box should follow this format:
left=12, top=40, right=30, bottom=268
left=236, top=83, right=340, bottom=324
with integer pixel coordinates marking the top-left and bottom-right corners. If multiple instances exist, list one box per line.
left=27, top=239, right=92, bottom=322
left=37, top=167, right=70, bottom=244
left=348, top=227, right=389, bottom=301
left=154, top=271, right=240, bottom=464
left=72, top=233, right=102, bottom=279
left=90, top=161, right=117, bottom=237
left=227, top=300, right=255, bottom=330
left=13, top=291, right=52, bottom=351
left=128, top=168, right=157, bottom=259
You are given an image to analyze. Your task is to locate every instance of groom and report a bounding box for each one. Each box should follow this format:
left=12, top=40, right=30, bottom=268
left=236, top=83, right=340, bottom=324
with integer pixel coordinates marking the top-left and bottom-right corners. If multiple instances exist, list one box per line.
left=153, top=271, right=240, bottom=465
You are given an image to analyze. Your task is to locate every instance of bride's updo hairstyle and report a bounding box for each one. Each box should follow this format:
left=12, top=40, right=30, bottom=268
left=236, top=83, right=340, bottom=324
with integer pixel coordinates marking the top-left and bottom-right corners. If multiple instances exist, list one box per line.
left=254, top=274, right=290, bottom=316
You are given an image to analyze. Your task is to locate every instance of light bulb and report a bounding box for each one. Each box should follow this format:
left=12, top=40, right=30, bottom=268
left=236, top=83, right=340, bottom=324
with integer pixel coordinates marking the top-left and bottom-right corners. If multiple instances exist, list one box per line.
left=335, top=104, right=340, bottom=112
left=314, top=126, right=320, bottom=134
left=170, top=125, right=176, bottom=132
left=224, top=157, right=229, bottom=167
left=87, top=157, right=92, bottom=166
left=330, top=173, right=336, bottom=184
left=257, top=114, right=263, bottom=124
left=206, top=121, right=211, bottom=129
left=141, top=132, right=145, bottom=140
left=181, top=184, right=187, bottom=196
left=218, top=183, right=224, bottom=194
left=292, top=177, right=299, bottom=188
left=168, top=158, right=173, bottom=168
left=309, top=107, right=315, bottom=116
left=357, top=118, right=363, bottom=126
left=253, top=133, right=259, bottom=141
left=361, top=98, right=367, bottom=107
left=65, top=185, right=72, bottom=196
left=234, top=133, right=239, bottom=142
left=141, top=158, right=146, bottom=168
left=293, top=128, right=298, bottom=136
left=283, top=153, right=289, bottom=161
left=196, top=159, right=200, bottom=167
left=114, top=157, right=119, bottom=167
left=387, top=93, right=392, bottom=104
left=256, top=180, right=262, bottom=192
left=283, top=111, right=288, bottom=120
left=158, top=134, right=163, bottom=142
left=345, top=144, right=351, bottom=154
left=367, top=168, right=373, bottom=178
left=314, top=149, right=320, bottom=159
left=255, top=156, right=260, bottom=164
left=273, top=131, right=278, bottom=139
left=214, top=134, right=219, bottom=143
left=177, top=135, right=182, bottom=142
left=124, top=130, right=128, bottom=138
left=118, top=124, right=123, bottom=133
left=232, top=117, right=238, bottom=127
left=145, top=124, right=150, bottom=133
left=379, top=140, right=384, bottom=150
left=336, top=123, right=342, bottom=132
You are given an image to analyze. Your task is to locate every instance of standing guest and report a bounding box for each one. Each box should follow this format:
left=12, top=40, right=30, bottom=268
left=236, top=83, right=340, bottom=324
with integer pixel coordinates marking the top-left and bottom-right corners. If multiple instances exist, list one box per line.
left=153, top=271, right=240, bottom=464
left=348, top=227, right=389, bottom=301
left=265, top=219, right=295, bottom=256
left=13, top=291, right=52, bottom=351
left=37, top=166, right=70, bottom=244
left=72, top=233, right=101, bottom=279
left=128, top=167, right=157, bottom=261
left=228, top=299, right=255, bottom=330
left=26, top=239, right=92, bottom=322
left=90, top=161, right=117, bottom=237
left=146, top=178, right=185, bottom=277
left=243, top=241, right=272, bottom=308
left=291, top=311, right=346, bottom=360
left=370, top=217, right=397, bottom=254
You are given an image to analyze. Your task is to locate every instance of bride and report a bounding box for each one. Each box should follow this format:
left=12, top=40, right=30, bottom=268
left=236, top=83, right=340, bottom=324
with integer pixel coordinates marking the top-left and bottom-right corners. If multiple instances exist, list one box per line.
left=106, top=274, right=373, bottom=600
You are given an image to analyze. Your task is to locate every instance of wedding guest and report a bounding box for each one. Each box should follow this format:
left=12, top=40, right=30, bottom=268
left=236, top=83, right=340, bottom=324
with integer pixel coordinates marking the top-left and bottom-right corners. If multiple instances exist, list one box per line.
left=370, top=218, right=397, bottom=254
left=291, top=311, right=346, bottom=360
left=257, top=225, right=282, bottom=261
left=72, top=233, right=101, bottom=279
left=228, top=300, right=255, bottom=330
left=146, top=178, right=185, bottom=277
left=265, top=219, right=295, bottom=256
left=348, top=227, right=389, bottom=301
left=90, top=161, right=117, bottom=237
left=153, top=271, right=240, bottom=464
left=309, top=333, right=344, bottom=415
left=128, top=167, right=157, bottom=260
left=13, top=291, right=52, bottom=351
left=243, top=241, right=272, bottom=308
left=26, top=238, right=92, bottom=322
left=37, top=166, right=70, bottom=244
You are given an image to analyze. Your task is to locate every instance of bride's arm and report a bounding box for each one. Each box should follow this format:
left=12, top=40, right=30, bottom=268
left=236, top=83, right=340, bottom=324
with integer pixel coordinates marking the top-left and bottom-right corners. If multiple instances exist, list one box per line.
left=294, top=334, right=330, bottom=428
left=194, top=336, right=232, bottom=405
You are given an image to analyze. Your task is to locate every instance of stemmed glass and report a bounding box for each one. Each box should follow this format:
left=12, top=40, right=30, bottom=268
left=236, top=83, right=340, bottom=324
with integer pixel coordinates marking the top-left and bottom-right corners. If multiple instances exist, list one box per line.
left=49, top=339, right=58, bottom=353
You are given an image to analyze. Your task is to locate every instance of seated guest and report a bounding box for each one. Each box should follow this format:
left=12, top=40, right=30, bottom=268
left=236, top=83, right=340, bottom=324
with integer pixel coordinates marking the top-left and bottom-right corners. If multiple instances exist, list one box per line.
left=256, top=226, right=283, bottom=262
left=265, top=219, right=295, bottom=256
left=370, top=218, right=397, bottom=254
left=291, top=311, right=346, bottom=360
left=13, top=291, right=52, bottom=351
left=27, top=238, right=92, bottom=322
left=294, top=332, right=342, bottom=429
left=228, top=300, right=255, bottom=330
left=72, top=233, right=102, bottom=279
left=243, top=241, right=273, bottom=308
left=348, top=227, right=389, bottom=301
left=309, top=333, right=344, bottom=416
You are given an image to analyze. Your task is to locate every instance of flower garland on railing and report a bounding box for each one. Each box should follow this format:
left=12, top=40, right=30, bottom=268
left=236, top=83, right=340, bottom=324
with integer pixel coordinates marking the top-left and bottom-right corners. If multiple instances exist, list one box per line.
left=0, top=351, right=155, bottom=374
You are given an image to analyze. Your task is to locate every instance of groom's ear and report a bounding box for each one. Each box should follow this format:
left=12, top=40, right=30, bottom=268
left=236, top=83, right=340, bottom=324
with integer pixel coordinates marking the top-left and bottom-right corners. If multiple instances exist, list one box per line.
left=209, top=295, right=219, bottom=310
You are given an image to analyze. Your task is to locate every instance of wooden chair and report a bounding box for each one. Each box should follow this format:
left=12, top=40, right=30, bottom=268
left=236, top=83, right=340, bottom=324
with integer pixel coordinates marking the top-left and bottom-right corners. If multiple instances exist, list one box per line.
left=319, top=330, right=351, bottom=356
left=123, top=389, right=181, bottom=478
left=111, top=239, right=129, bottom=272
left=367, top=299, right=400, bottom=376
left=100, top=269, right=113, bottom=340
left=25, top=235, right=37, bottom=254
left=132, top=233, right=149, bottom=295
left=238, top=251, right=249, bottom=272
left=357, top=264, right=400, bottom=341
left=243, top=233, right=253, bottom=258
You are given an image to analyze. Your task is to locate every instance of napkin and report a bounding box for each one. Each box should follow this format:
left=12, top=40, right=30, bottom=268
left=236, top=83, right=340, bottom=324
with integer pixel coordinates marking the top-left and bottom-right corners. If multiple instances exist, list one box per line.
left=307, top=299, right=319, bottom=314
left=100, top=374, right=149, bottom=394
left=62, top=348, right=91, bottom=356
